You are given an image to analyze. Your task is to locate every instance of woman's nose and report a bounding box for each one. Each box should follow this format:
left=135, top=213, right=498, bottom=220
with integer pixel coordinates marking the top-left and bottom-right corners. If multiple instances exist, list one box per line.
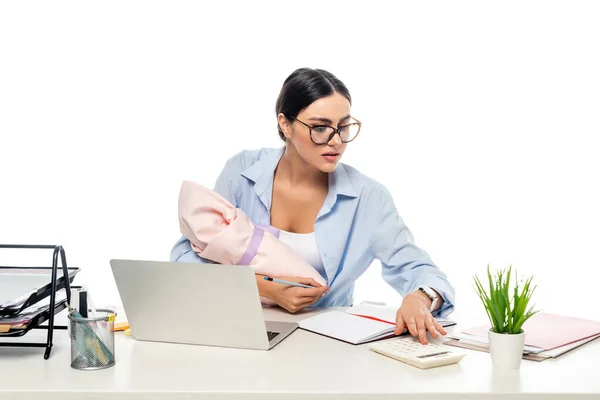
left=328, top=132, right=342, bottom=147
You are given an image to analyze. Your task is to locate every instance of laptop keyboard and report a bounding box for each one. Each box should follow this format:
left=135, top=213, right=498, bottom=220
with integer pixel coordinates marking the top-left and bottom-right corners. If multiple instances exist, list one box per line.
left=267, top=331, right=280, bottom=341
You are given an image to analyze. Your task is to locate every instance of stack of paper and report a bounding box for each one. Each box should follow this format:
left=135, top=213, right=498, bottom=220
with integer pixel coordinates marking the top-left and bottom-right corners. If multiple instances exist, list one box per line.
left=0, top=289, right=68, bottom=333
left=445, top=313, right=600, bottom=361
left=299, top=303, right=456, bottom=345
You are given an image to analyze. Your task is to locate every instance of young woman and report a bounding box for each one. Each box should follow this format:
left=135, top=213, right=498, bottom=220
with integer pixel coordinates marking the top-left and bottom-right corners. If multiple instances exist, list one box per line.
left=171, top=68, right=455, bottom=344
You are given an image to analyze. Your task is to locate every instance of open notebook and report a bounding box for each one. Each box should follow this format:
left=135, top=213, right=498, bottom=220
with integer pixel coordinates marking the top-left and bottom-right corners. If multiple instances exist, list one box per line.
left=299, top=303, right=456, bottom=345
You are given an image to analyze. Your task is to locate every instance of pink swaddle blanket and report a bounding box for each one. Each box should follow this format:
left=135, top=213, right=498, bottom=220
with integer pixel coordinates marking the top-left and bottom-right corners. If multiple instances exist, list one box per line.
left=178, top=180, right=327, bottom=305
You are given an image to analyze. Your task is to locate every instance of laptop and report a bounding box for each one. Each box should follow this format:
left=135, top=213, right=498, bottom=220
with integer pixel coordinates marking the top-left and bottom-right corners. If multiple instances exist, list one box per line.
left=109, top=259, right=298, bottom=350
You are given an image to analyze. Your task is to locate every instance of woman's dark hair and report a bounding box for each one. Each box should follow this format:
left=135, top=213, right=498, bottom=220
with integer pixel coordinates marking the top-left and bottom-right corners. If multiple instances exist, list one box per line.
left=275, top=68, right=352, bottom=141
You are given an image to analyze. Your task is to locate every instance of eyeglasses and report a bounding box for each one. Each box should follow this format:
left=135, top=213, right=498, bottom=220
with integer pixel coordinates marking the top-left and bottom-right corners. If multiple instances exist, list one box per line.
left=286, top=115, right=362, bottom=145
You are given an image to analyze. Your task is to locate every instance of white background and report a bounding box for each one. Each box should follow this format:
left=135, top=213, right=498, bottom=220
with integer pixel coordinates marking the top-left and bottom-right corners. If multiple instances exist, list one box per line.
left=1, top=1, right=599, bottom=324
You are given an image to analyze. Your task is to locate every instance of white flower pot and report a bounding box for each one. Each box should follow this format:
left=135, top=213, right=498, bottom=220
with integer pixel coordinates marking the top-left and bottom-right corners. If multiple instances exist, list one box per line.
left=488, top=328, right=526, bottom=369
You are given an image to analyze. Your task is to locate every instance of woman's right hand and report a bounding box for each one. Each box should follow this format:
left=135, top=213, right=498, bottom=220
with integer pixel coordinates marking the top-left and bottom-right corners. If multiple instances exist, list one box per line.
left=258, top=275, right=329, bottom=313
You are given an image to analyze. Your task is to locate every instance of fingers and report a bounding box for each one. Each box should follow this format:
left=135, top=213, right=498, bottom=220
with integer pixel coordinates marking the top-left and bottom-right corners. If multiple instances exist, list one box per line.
left=297, top=278, right=322, bottom=287
left=433, top=318, right=447, bottom=336
left=394, top=312, right=406, bottom=335
left=284, top=299, right=308, bottom=313
left=287, top=288, right=328, bottom=311
left=416, top=317, right=428, bottom=344
left=396, top=294, right=447, bottom=345
left=318, top=287, right=330, bottom=298
left=296, top=286, right=329, bottom=298
left=406, top=317, right=418, bottom=337
left=288, top=296, right=320, bottom=313
left=425, top=317, right=439, bottom=339
left=301, top=296, right=320, bottom=308
left=298, top=292, right=328, bottom=304
left=285, top=304, right=301, bottom=313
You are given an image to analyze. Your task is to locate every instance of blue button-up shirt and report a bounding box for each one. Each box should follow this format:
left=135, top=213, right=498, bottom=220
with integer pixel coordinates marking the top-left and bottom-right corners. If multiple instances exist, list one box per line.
left=171, top=146, right=455, bottom=317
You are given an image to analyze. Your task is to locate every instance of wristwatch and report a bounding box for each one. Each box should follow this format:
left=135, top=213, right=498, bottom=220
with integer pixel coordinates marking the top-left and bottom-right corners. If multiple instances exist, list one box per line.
left=418, top=286, right=440, bottom=312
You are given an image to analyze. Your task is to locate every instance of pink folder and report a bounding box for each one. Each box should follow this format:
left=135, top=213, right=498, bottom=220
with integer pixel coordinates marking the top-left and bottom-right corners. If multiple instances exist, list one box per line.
left=462, top=312, right=600, bottom=350
left=178, top=180, right=327, bottom=305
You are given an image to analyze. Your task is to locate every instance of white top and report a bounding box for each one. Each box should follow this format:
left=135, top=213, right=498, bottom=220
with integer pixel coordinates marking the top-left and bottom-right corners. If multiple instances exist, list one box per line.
left=278, top=230, right=326, bottom=279
left=1, top=307, right=599, bottom=399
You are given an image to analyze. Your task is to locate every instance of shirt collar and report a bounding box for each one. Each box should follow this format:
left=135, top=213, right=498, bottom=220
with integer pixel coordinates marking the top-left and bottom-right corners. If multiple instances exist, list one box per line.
left=241, top=146, right=358, bottom=203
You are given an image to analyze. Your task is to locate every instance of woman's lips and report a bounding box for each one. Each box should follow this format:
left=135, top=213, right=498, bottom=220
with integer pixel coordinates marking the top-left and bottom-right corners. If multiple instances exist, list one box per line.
left=322, top=153, right=339, bottom=162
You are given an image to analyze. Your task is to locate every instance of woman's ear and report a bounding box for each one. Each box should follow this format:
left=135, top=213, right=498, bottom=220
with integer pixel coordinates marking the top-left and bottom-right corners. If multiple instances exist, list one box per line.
left=277, top=113, right=292, bottom=140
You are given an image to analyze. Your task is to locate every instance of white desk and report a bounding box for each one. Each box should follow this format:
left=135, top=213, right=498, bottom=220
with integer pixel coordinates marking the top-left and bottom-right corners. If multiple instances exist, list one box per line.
left=1, top=307, right=599, bottom=399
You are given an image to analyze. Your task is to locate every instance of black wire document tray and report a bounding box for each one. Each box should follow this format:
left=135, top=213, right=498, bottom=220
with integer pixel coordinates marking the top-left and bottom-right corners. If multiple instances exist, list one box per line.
left=0, top=267, right=79, bottom=316
left=0, top=244, right=76, bottom=359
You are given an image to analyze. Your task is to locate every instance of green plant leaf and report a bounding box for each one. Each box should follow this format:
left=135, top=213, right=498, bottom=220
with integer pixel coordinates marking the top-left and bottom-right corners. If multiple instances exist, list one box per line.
left=473, top=264, right=540, bottom=335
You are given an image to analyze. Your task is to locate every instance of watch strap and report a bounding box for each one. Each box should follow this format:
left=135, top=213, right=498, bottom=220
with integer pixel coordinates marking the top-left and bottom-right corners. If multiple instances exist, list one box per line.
left=418, top=286, right=439, bottom=312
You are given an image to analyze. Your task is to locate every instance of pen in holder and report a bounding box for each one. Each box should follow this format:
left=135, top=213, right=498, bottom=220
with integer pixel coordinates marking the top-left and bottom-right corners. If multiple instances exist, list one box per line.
left=68, top=308, right=116, bottom=370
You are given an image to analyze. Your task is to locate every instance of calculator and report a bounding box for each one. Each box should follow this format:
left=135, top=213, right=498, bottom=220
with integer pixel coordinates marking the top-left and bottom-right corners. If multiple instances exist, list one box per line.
left=369, top=336, right=466, bottom=369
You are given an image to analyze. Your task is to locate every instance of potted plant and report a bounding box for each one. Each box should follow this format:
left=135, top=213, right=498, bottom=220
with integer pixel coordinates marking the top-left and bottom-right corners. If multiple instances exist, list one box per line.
left=473, top=265, right=538, bottom=369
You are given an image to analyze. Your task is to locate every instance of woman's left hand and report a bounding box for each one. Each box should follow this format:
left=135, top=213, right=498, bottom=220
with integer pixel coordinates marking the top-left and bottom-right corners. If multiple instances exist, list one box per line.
left=394, top=290, right=447, bottom=344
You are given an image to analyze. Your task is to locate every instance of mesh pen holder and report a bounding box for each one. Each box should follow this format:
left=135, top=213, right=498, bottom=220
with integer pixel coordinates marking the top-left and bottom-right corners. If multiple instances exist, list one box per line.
left=68, top=308, right=116, bottom=370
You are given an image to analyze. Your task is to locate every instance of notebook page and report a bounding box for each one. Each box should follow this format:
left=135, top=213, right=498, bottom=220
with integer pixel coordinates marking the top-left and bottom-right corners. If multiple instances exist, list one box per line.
left=299, top=311, right=394, bottom=344
left=345, top=304, right=397, bottom=324
left=345, top=303, right=456, bottom=327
